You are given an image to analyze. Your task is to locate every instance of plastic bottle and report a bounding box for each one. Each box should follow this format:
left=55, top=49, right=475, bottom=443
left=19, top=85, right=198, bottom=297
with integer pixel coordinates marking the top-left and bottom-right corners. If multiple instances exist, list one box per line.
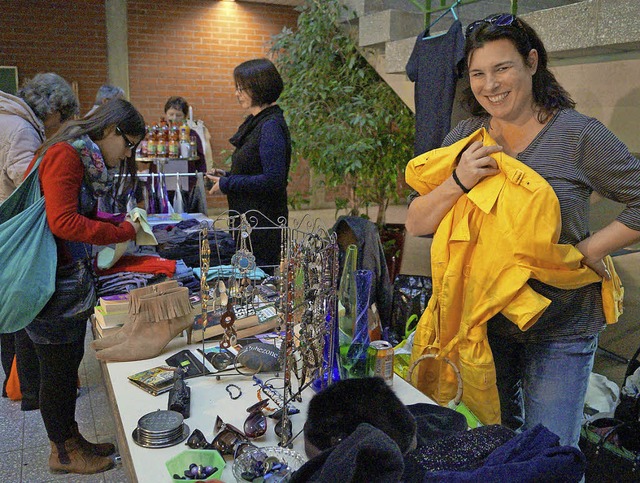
left=179, top=121, right=191, bottom=158
left=139, top=126, right=150, bottom=157
left=168, top=124, right=180, bottom=159
left=147, top=125, right=157, bottom=158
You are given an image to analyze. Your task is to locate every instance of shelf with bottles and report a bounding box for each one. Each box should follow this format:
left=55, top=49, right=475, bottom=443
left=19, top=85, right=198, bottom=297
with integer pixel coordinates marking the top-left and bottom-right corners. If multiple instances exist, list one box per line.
left=137, top=116, right=199, bottom=161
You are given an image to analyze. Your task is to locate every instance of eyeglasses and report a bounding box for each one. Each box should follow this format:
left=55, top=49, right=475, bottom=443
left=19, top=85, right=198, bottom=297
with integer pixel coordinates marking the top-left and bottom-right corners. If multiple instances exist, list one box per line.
left=244, top=400, right=269, bottom=438
left=188, top=424, right=256, bottom=458
left=466, top=13, right=518, bottom=36
left=115, top=126, right=136, bottom=151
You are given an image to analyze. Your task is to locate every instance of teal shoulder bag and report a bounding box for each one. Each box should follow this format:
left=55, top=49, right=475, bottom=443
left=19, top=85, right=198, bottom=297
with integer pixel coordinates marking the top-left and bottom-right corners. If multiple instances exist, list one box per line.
left=0, top=156, right=57, bottom=333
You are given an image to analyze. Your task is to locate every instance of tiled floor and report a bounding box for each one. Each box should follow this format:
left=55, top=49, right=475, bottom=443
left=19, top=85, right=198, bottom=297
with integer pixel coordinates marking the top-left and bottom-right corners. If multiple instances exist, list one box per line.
left=0, top=322, right=127, bottom=483
left=1, top=205, right=637, bottom=482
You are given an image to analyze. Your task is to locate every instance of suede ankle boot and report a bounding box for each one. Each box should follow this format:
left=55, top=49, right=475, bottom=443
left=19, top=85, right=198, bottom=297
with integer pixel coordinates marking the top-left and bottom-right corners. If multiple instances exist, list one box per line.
left=49, top=437, right=114, bottom=474
left=71, top=422, right=115, bottom=457
left=91, top=280, right=179, bottom=351
left=95, top=287, right=193, bottom=362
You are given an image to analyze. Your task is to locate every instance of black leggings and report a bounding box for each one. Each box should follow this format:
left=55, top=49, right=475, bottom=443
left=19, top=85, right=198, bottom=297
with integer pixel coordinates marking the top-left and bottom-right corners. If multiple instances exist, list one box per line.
left=32, top=339, right=85, bottom=443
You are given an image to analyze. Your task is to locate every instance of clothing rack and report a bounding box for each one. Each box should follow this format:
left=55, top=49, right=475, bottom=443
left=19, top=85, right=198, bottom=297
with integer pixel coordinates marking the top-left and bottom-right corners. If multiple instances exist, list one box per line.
left=114, top=172, right=202, bottom=178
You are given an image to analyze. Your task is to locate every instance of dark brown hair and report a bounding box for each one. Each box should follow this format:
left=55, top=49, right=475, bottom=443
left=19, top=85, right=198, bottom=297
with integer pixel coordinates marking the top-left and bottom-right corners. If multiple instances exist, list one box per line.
left=462, top=15, right=575, bottom=122
left=234, top=58, right=284, bottom=107
left=164, top=96, right=189, bottom=117
left=39, top=98, right=145, bottom=192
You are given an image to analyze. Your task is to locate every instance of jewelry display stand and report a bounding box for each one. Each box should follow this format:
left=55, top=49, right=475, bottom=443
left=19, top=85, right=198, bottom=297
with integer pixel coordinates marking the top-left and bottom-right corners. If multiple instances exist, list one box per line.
left=197, top=209, right=339, bottom=447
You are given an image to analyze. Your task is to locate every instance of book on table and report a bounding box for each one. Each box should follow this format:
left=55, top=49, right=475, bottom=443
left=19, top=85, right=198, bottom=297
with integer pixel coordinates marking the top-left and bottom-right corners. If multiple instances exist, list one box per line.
left=127, top=365, right=177, bottom=396
left=98, top=294, right=129, bottom=314
left=92, top=315, right=122, bottom=339
left=93, top=305, right=128, bottom=329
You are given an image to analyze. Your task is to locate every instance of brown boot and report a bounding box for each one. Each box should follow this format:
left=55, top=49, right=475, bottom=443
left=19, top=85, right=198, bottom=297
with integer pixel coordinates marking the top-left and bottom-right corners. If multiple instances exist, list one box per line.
left=96, top=287, right=193, bottom=362
left=71, top=422, right=115, bottom=457
left=91, top=280, right=179, bottom=351
left=49, top=437, right=114, bottom=474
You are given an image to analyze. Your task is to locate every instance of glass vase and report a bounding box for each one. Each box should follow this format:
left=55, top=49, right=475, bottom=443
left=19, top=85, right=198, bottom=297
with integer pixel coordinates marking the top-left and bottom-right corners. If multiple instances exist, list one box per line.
left=337, top=244, right=358, bottom=346
left=338, top=269, right=374, bottom=379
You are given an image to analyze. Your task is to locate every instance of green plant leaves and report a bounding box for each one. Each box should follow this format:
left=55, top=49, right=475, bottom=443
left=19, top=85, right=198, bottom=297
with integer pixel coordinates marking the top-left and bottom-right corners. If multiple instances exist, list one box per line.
left=270, top=0, right=415, bottom=224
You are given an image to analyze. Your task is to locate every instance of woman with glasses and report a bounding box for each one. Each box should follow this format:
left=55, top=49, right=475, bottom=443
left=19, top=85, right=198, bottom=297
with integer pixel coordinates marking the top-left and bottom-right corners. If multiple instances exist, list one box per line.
left=406, top=14, right=640, bottom=451
left=22, top=98, right=145, bottom=474
left=206, top=58, right=291, bottom=273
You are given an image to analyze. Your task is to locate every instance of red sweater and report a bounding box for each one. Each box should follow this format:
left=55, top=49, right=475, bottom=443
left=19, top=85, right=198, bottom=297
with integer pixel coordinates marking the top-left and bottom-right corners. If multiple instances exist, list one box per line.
left=27, top=142, right=136, bottom=265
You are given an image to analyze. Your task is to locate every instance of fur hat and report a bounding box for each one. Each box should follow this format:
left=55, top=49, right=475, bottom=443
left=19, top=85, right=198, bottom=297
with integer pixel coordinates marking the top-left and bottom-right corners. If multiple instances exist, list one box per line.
left=304, top=377, right=417, bottom=455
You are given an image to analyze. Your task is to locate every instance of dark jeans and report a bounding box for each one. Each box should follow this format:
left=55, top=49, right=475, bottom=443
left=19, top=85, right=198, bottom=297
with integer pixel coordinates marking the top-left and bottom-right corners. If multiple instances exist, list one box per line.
left=32, top=337, right=85, bottom=444
left=0, top=333, right=14, bottom=396
left=1, top=329, right=40, bottom=403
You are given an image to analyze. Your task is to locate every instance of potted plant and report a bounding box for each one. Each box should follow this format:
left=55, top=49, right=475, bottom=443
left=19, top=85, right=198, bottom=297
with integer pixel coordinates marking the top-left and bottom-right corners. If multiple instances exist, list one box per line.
left=270, top=0, right=415, bottom=227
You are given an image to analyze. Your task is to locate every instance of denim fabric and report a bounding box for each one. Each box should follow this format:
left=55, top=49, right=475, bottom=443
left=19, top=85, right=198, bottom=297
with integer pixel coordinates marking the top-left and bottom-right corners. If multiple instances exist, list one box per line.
left=489, top=331, right=598, bottom=448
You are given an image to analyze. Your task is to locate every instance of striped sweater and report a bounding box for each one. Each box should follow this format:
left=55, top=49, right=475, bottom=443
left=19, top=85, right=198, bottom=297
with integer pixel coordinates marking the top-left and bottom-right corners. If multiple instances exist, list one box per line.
left=442, top=109, right=640, bottom=341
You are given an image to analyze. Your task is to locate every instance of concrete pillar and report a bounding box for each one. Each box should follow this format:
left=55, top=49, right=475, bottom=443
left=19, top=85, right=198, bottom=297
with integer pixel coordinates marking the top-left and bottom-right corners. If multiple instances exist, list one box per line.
left=105, top=0, right=130, bottom=98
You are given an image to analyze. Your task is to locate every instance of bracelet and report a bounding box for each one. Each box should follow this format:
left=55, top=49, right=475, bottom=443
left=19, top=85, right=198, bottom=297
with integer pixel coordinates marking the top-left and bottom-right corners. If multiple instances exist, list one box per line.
left=452, top=169, right=471, bottom=194
left=226, top=384, right=242, bottom=400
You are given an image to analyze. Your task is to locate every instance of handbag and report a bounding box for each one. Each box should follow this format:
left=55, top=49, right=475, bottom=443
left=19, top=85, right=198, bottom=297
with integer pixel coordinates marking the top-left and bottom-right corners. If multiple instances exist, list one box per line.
left=615, top=345, right=640, bottom=423
left=579, top=417, right=640, bottom=481
left=0, top=157, right=57, bottom=333
left=408, top=353, right=484, bottom=429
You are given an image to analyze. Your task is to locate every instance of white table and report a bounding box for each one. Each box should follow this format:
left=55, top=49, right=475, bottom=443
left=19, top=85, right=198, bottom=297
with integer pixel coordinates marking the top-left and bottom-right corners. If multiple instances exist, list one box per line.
left=101, top=335, right=436, bottom=483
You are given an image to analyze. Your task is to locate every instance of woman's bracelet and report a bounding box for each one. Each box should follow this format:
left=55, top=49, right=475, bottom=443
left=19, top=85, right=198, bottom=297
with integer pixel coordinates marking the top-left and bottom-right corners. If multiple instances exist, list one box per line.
left=452, top=169, right=471, bottom=194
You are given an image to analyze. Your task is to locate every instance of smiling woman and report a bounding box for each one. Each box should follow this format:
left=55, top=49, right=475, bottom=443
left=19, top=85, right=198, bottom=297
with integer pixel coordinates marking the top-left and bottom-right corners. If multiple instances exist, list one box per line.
left=406, top=13, right=640, bottom=469
left=20, top=98, right=147, bottom=475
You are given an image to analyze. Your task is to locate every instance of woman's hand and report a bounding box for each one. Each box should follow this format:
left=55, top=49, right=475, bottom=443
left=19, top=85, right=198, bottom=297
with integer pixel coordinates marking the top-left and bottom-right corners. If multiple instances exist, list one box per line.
left=455, top=141, right=503, bottom=191
left=575, top=238, right=611, bottom=280
left=205, top=173, right=221, bottom=194
left=125, top=218, right=142, bottom=235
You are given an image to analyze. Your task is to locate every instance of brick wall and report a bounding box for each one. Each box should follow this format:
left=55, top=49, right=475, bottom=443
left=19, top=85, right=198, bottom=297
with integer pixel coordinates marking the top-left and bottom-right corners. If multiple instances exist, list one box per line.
left=127, top=0, right=302, bottom=209
left=0, top=0, right=315, bottom=210
left=0, top=0, right=107, bottom=114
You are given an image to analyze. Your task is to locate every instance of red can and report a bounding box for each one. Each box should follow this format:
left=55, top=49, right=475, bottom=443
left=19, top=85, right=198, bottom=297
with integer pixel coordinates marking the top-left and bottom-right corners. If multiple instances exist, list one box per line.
left=370, top=340, right=394, bottom=385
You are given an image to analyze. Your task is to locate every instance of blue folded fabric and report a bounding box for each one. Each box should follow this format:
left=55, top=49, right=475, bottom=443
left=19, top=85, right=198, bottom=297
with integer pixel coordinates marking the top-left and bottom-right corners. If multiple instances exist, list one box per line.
left=193, top=265, right=267, bottom=281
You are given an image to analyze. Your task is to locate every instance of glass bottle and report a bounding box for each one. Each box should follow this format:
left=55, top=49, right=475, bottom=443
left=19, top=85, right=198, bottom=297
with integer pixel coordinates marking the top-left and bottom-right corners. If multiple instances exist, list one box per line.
left=339, top=269, right=374, bottom=379
left=337, top=244, right=357, bottom=345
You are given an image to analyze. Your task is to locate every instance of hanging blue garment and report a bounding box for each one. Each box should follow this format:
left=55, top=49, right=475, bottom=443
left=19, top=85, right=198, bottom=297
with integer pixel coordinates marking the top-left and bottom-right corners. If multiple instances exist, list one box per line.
left=0, top=157, right=57, bottom=333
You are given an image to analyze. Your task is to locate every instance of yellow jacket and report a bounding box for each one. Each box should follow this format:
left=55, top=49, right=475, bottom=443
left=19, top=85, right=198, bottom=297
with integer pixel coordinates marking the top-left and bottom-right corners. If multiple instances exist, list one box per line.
left=406, top=128, right=623, bottom=424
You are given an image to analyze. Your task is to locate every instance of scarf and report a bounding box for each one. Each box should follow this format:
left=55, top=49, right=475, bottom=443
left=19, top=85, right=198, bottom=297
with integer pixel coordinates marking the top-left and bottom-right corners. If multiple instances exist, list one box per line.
left=70, top=135, right=114, bottom=197
left=228, top=105, right=282, bottom=148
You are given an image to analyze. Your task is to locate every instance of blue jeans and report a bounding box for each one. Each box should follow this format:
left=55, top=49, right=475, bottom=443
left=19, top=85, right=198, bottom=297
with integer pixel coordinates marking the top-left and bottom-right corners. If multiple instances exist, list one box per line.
left=489, top=332, right=598, bottom=448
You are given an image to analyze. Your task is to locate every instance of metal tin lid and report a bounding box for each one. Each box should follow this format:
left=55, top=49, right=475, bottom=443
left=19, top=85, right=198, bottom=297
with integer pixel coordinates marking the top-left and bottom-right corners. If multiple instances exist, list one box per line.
left=132, top=410, right=190, bottom=448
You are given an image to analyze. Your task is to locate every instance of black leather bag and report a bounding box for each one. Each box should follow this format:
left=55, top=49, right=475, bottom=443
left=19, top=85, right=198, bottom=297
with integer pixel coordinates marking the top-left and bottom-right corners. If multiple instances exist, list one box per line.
left=579, top=417, right=640, bottom=482
left=614, top=345, right=640, bottom=423
left=389, top=275, right=432, bottom=343
left=36, top=258, right=96, bottom=322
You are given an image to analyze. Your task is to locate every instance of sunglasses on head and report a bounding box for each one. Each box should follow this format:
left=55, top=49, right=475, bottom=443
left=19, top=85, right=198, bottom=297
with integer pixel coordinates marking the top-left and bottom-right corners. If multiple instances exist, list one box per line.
left=466, top=13, right=519, bottom=36
left=115, top=126, right=136, bottom=150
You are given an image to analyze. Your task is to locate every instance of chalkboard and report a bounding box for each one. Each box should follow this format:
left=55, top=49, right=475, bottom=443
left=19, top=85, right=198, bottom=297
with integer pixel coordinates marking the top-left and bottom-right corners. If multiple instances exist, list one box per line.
left=0, top=66, right=19, bottom=95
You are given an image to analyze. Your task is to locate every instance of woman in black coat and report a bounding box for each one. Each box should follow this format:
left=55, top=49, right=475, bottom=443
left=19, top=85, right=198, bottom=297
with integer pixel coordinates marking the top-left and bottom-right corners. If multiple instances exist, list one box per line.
left=207, top=58, right=291, bottom=272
